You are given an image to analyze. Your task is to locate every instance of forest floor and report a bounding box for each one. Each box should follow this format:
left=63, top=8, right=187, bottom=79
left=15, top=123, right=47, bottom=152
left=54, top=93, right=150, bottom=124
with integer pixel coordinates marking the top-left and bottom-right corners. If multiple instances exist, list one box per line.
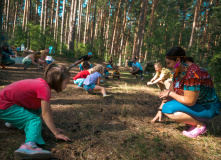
left=0, top=58, right=221, bottom=160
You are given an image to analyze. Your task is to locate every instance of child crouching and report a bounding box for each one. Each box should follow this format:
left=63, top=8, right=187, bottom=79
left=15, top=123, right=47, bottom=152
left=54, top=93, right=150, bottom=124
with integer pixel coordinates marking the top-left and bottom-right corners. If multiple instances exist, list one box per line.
left=0, top=63, right=71, bottom=159
left=73, top=61, right=90, bottom=88
left=112, top=66, right=121, bottom=80
left=83, top=64, right=113, bottom=98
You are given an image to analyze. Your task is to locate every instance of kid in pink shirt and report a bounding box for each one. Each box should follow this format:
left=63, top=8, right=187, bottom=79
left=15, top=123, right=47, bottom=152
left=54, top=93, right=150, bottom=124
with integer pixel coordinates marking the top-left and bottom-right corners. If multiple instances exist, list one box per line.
left=0, top=63, right=71, bottom=159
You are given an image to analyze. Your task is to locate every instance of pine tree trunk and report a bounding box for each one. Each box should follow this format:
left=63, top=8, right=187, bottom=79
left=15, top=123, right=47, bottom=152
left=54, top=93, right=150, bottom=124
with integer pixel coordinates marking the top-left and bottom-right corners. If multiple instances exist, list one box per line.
left=84, top=0, right=90, bottom=45
left=54, top=0, right=60, bottom=42
left=50, top=0, right=55, bottom=34
left=76, top=0, right=83, bottom=50
left=22, top=0, right=27, bottom=31
left=109, top=0, right=122, bottom=56
left=105, top=3, right=111, bottom=52
left=65, top=12, right=69, bottom=44
left=0, top=0, right=3, bottom=41
left=188, top=0, right=202, bottom=50
left=5, top=0, right=9, bottom=32
left=178, top=1, right=186, bottom=45
left=136, top=0, right=147, bottom=62
left=68, top=0, right=77, bottom=52
left=43, top=0, right=47, bottom=34
left=40, top=0, right=45, bottom=32
left=35, top=0, right=38, bottom=25
left=118, top=0, right=128, bottom=66
left=91, top=0, right=97, bottom=48
left=60, top=0, right=66, bottom=53
left=13, top=1, right=18, bottom=36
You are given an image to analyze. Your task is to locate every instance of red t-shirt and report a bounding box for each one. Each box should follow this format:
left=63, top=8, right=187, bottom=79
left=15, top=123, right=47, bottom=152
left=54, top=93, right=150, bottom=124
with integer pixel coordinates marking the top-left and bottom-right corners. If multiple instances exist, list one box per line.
left=73, top=70, right=90, bottom=80
left=0, top=78, right=51, bottom=110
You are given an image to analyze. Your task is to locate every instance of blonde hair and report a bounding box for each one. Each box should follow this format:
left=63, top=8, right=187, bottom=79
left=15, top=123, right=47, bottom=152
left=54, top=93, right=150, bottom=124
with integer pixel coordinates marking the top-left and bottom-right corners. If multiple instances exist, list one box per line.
left=154, top=62, right=162, bottom=68
left=89, top=64, right=104, bottom=75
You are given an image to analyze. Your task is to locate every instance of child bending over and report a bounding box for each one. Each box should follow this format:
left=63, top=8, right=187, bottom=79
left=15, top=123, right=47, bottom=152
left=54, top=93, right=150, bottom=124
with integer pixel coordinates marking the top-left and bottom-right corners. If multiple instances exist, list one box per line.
left=73, top=61, right=90, bottom=88
left=103, top=65, right=112, bottom=79
left=83, top=64, right=113, bottom=98
left=0, top=63, right=71, bottom=159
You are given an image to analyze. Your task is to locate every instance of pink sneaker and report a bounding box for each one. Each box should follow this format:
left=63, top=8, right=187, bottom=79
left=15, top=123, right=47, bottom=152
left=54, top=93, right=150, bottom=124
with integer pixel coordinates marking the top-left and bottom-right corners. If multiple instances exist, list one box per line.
left=182, top=125, right=196, bottom=135
left=14, top=144, right=52, bottom=159
left=182, top=124, right=207, bottom=138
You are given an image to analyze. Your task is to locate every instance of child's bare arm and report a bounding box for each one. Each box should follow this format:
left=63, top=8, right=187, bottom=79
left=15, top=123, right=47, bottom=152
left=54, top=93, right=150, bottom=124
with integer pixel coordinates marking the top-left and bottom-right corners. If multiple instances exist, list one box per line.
left=41, top=100, right=71, bottom=141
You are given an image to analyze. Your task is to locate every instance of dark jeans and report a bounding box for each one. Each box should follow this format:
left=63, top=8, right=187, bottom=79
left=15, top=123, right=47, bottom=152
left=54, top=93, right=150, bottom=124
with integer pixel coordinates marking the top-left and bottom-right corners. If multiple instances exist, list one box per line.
left=1, top=59, right=15, bottom=66
left=131, top=70, right=143, bottom=78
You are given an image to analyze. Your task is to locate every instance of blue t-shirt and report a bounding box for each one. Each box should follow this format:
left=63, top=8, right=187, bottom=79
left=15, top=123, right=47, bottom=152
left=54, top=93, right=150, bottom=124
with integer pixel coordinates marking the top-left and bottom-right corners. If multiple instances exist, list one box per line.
left=83, top=72, right=101, bottom=85
left=132, top=62, right=143, bottom=71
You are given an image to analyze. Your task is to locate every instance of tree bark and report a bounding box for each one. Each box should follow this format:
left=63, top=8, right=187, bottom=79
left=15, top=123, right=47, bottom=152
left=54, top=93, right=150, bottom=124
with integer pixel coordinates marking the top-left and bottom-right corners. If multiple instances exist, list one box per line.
left=118, top=0, right=128, bottom=66
left=68, top=0, right=77, bottom=51
left=109, top=0, right=122, bottom=56
left=40, top=0, right=45, bottom=32
left=54, top=0, right=60, bottom=42
left=188, top=0, right=202, bottom=50
left=43, top=0, right=47, bottom=34
left=76, top=0, right=83, bottom=49
left=84, top=0, right=90, bottom=45
left=13, top=1, right=18, bottom=36
left=60, top=0, right=66, bottom=53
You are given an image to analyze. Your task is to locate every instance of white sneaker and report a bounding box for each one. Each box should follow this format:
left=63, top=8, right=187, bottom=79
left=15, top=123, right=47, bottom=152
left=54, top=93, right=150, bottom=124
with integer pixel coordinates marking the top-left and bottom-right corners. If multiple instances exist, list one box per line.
left=5, top=122, right=13, bottom=128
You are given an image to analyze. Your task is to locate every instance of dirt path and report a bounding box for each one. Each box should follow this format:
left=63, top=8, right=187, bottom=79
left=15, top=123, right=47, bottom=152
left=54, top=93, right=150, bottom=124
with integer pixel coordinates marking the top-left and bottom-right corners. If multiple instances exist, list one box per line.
left=0, top=61, right=221, bottom=160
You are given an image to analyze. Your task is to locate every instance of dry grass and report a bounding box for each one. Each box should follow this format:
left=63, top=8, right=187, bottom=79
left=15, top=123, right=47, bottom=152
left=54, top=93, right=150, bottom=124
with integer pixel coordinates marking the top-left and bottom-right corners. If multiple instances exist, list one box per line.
left=0, top=61, right=221, bottom=160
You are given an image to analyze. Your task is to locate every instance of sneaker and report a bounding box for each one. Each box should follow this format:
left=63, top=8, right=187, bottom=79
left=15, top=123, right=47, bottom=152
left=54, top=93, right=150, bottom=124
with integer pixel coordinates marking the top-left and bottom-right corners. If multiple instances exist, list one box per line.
left=141, top=77, right=144, bottom=81
left=0, top=65, right=6, bottom=69
left=14, top=144, right=52, bottom=159
left=182, top=125, right=196, bottom=133
left=133, top=77, right=137, bottom=79
left=76, top=86, right=82, bottom=89
left=103, top=94, right=113, bottom=98
left=182, top=124, right=207, bottom=138
left=5, top=122, right=15, bottom=128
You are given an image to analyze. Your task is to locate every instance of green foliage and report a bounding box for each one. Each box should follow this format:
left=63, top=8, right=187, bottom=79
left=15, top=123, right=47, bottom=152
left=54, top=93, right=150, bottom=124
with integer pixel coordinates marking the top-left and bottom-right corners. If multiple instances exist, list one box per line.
left=9, top=23, right=58, bottom=52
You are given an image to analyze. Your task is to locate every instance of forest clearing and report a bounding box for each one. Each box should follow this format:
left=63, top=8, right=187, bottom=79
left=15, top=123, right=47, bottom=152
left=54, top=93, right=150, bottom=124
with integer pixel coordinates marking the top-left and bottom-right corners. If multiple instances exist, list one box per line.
left=0, top=60, right=221, bottom=160
left=0, top=0, right=221, bottom=159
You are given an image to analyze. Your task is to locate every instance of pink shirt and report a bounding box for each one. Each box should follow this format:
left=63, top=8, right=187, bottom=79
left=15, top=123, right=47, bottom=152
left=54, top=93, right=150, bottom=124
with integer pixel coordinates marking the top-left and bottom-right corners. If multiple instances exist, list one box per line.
left=0, top=78, right=51, bottom=110
left=73, top=70, right=90, bottom=80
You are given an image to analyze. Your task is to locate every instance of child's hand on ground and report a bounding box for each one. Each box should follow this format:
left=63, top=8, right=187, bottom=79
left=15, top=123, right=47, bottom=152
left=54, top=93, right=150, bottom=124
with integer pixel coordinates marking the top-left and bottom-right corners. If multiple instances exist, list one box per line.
left=55, top=133, right=71, bottom=141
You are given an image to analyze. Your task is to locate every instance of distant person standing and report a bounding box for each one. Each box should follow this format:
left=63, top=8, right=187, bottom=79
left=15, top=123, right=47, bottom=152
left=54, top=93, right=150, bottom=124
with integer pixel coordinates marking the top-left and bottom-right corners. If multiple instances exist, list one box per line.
left=108, top=57, right=113, bottom=67
left=69, top=52, right=92, bottom=70
left=1, top=43, right=15, bottom=69
left=147, top=62, right=173, bottom=91
left=130, top=57, right=144, bottom=81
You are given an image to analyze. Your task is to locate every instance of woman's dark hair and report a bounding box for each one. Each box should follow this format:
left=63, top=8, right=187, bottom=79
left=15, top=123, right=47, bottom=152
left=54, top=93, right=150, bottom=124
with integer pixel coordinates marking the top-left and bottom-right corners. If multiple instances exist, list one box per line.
left=133, top=57, right=137, bottom=61
left=43, top=63, right=70, bottom=92
left=165, top=47, right=194, bottom=63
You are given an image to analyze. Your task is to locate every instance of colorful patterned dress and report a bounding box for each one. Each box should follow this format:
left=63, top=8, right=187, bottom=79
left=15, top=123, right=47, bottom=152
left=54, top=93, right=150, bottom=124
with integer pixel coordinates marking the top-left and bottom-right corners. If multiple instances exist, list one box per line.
left=172, top=63, right=219, bottom=105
